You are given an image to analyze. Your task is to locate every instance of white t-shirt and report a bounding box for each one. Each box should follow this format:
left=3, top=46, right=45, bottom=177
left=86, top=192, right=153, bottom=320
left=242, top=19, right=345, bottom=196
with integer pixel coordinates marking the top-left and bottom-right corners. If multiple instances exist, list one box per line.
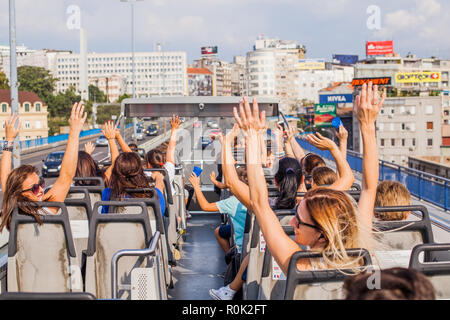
left=163, top=162, right=176, bottom=196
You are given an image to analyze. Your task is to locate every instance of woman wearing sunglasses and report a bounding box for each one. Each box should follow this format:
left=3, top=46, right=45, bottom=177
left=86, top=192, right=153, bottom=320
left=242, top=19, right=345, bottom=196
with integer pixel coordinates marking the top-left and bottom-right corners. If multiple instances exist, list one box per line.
left=0, top=102, right=87, bottom=231
left=234, top=82, right=385, bottom=274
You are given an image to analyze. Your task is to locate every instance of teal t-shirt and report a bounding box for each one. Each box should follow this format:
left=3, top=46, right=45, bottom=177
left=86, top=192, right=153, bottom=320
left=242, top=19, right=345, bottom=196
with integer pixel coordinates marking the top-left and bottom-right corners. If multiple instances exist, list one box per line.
left=216, top=196, right=247, bottom=253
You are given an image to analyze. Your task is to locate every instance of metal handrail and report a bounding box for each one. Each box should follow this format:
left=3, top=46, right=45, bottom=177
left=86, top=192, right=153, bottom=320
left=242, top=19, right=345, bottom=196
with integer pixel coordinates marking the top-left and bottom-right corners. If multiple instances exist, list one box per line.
left=111, top=231, right=161, bottom=299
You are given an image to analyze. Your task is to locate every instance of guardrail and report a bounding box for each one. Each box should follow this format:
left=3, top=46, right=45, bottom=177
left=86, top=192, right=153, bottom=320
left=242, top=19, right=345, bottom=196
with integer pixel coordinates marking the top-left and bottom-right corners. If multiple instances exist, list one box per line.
left=297, top=138, right=450, bottom=211
left=18, top=123, right=134, bottom=150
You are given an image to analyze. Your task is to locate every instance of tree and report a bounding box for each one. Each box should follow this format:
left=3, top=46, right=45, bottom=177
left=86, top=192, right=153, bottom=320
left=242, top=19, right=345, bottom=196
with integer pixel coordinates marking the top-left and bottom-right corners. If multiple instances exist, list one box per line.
left=117, top=93, right=131, bottom=104
left=0, top=71, right=9, bottom=89
left=88, top=84, right=107, bottom=103
left=17, top=66, right=57, bottom=106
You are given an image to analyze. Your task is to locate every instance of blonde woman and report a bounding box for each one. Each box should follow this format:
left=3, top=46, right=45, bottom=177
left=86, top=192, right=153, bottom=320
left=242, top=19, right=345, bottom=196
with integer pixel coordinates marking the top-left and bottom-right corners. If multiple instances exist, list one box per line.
left=233, top=82, right=385, bottom=273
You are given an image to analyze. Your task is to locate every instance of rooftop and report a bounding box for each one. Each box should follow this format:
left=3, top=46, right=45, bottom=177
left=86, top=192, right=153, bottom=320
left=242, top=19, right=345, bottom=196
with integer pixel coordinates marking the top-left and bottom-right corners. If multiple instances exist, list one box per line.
left=0, top=89, right=45, bottom=105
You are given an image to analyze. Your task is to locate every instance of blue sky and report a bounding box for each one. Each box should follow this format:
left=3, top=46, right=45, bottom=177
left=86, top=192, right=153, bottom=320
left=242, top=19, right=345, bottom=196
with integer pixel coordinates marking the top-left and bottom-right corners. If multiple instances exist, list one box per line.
left=0, top=0, right=449, bottom=63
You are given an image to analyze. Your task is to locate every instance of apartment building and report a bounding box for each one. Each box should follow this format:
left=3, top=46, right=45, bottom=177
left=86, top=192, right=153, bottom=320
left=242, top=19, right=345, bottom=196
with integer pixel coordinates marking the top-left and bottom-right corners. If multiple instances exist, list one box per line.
left=56, top=51, right=187, bottom=97
left=374, top=96, right=442, bottom=166
left=247, top=37, right=306, bottom=113
left=231, top=56, right=247, bottom=96
left=88, top=75, right=126, bottom=102
left=355, top=54, right=450, bottom=92
left=192, top=57, right=232, bottom=96
left=0, top=89, right=48, bottom=141
left=297, top=65, right=354, bottom=103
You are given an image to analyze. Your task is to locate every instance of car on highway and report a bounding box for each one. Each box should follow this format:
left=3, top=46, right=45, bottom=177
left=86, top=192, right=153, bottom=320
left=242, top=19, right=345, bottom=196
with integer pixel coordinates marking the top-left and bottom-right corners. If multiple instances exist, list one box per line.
left=193, top=121, right=201, bottom=128
left=132, top=129, right=145, bottom=141
left=96, top=135, right=109, bottom=147
left=42, top=151, right=64, bottom=177
left=207, top=120, right=219, bottom=129
left=146, top=124, right=158, bottom=136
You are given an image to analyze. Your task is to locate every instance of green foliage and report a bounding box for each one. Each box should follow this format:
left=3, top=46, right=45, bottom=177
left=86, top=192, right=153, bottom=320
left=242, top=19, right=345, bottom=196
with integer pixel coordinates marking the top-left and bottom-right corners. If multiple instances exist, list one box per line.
left=89, top=84, right=107, bottom=103
left=96, top=104, right=121, bottom=124
left=117, top=93, right=131, bottom=104
left=17, top=66, right=57, bottom=105
left=0, top=71, right=9, bottom=89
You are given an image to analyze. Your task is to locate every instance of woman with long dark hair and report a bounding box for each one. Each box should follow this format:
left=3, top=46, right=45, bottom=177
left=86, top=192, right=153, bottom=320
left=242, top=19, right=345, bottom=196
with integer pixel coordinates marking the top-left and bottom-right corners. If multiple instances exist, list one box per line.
left=101, top=152, right=165, bottom=215
left=0, top=103, right=87, bottom=231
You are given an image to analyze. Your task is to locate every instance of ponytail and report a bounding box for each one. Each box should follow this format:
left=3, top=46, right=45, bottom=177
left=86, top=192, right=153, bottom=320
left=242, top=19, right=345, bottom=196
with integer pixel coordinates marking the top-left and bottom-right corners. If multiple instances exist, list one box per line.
left=274, top=157, right=303, bottom=210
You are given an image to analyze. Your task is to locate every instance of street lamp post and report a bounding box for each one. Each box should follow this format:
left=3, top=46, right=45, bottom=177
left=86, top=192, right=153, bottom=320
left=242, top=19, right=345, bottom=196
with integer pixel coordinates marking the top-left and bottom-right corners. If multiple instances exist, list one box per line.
left=9, top=0, right=20, bottom=168
left=121, top=0, right=143, bottom=144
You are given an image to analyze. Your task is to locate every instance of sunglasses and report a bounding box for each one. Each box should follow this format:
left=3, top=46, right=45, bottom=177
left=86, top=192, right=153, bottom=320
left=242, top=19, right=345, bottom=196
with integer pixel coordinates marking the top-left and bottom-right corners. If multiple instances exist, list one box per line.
left=22, top=177, right=45, bottom=195
left=294, top=202, right=322, bottom=231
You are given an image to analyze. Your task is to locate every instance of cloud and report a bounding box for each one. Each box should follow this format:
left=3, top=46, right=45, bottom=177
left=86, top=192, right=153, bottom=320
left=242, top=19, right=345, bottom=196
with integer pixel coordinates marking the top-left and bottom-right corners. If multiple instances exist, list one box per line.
left=374, top=0, right=450, bottom=52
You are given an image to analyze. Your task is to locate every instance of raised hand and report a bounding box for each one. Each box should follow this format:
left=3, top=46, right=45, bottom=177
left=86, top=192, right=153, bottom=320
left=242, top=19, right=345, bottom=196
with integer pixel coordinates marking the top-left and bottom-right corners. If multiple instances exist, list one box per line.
left=102, top=120, right=118, bottom=140
left=5, top=114, right=21, bottom=142
left=285, top=124, right=298, bottom=142
left=170, top=114, right=182, bottom=130
left=354, top=82, right=386, bottom=127
left=188, top=172, right=200, bottom=188
left=210, top=171, right=218, bottom=184
left=84, top=141, right=95, bottom=155
left=233, top=97, right=266, bottom=135
left=225, top=123, right=240, bottom=141
left=306, top=132, right=337, bottom=151
left=69, top=102, right=87, bottom=134
left=335, top=124, right=348, bottom=141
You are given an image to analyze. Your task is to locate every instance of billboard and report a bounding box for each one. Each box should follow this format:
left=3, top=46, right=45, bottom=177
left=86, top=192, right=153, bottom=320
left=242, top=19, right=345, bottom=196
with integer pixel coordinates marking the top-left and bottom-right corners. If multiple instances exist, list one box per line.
left=395, top=72, right=441, bottom=83
left=366, top=41, right=394, bottom=56
left=201, top=46, right=218, bottom=55
left=314, top=104, right=336, bottom=128
left=188, top=73, right=213, bottom=96
left=319, top=94, right=353, bottom=104
left=352, top=77, right=391, bottom=86
left=299, top=59, right=325, bottom=70
left=333, top=54, right=359, bottom=65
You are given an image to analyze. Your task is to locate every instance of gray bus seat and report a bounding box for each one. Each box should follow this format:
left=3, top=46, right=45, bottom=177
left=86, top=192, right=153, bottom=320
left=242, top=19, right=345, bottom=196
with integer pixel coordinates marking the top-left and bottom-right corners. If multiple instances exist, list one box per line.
left=373, top=205, right=434, bottom=256
left=283, top=249, right=373, bottom=300
left=65, top=188, right=93, bottom=267
left=85, top=201, right=166, bottom=300
left=124, top=189, right=173, bottom=289
left=0, top=292, right=96, bottom=300
left=409, top=243, right=450, bottom=300
left=7, top=202, right=81, bottom=293
left=244, top=210, right=295, bottom=300
left=144, top=168, right=178, bottom=264
left=71, top=177, right=104, bottom=210
left=257, top=225, right=296, bottom=300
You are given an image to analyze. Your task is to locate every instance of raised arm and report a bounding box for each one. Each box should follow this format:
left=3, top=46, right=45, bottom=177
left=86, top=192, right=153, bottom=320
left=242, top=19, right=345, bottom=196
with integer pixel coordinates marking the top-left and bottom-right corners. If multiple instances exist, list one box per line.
left=234, top=97, right=300, bottom=275
left=103, top=121, right=120, bottom=183
left=1, top=114, right=21, bottom=192
left=336, top=124, right=348, bottom=161
left=210, top=171, right=227, bottom=190
left=286, top=125, right=306, bottom=162
left=44, top=102, right=86, bottom=203
left=115, top=127, right=132, bottom=153
left=221, top=123, right=252, bottom=209
left=306, top=132, right=354, bottom=190
left=356, top=83, right=385, bottom=229
left=189, top=172, right=218, bottom=212
left=166, top=115, right=181, bottom=165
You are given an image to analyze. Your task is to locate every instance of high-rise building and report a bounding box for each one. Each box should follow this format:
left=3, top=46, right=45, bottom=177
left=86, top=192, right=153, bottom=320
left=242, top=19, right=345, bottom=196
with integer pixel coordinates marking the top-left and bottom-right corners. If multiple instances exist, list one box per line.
left=231, top=56, right=247, bottom=96
left=246, top=36, right=307, bottom=113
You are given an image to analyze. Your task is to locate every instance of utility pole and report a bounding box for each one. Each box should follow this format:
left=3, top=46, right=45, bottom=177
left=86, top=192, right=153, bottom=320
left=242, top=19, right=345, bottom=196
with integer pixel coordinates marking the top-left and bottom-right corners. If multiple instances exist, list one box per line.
left=9, top=0, right=20, bottom=168
left=121, top=0, right=143, bottom=144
